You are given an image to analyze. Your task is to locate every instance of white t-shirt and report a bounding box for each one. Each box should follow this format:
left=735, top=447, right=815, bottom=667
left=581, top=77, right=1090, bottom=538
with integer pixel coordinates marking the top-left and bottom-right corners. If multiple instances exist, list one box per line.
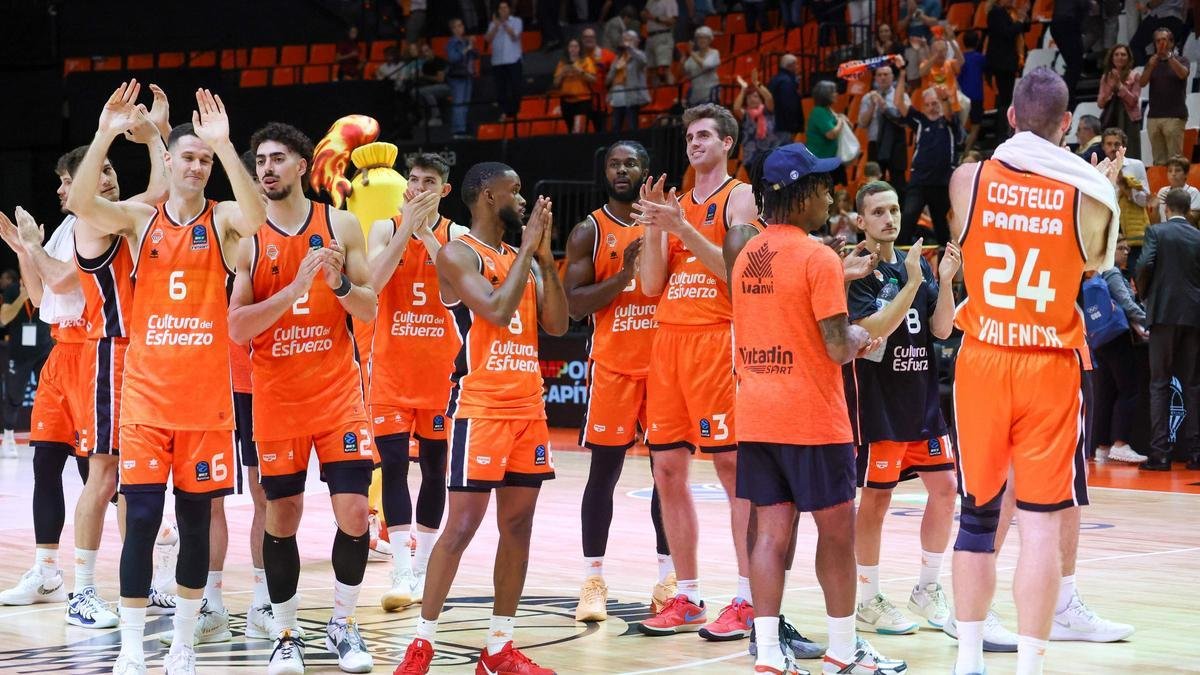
left=1156, top=183, right=1200, bottom=221
left=646, top=0, right=678, bottom=32
left=39, top=215, right=86, bottom=324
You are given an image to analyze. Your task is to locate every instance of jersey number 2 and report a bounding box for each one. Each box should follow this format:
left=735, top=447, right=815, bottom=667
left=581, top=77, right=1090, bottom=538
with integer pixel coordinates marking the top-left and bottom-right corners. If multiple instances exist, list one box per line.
left=981, top=243, right=1056, bottom=313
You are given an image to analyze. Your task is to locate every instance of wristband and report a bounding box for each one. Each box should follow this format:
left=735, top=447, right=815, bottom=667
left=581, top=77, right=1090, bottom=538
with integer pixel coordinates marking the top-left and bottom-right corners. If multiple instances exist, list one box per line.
left=333, top=274, right=353, bottom=298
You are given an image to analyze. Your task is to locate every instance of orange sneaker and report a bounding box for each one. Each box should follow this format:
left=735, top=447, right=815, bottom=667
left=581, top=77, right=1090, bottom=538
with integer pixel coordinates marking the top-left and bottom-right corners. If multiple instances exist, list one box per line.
left=637, top=594, right=707, bottom=636
left=475, top=641, right=555, bottom=674
left=393, top=637, right=434, bottom=674
left=698, top=597, right=754, bottom=641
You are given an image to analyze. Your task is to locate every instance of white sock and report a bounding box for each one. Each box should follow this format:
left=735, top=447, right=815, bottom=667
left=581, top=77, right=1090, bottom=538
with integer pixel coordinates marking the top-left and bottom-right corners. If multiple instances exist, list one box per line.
left=919, top=549, right=944, bottom=587
left=251, top=567, right=269, bottom=607
left=677, top=578, right=700, bottom=605
left=1016, top=635, right=1047, bottom=675
left=413, top=530, right=437, bottom=573
left=273, top=594, right=300, bottom=634
left=390, top=526, right=412, bottom=576
left=203, top=571, right=225, bottom=612
left=857, top=564, right=880, bottom=604
left=415, top=616, right=437, bottom=642
left=657, top=554, right=674, bottom=582
left=486, top=614, right=515, bottom=655
left=827, top=613, right=856, bottom=659
left=584, top=556, right=604, bottom=580
left=35, top=547, right=58, bottom=577
left=3, top=429, right=13, bottom=442
left=1055, top=574, right=1076, bottom=614
left=172, top=597, right=203, bottom=649
left=736, top=575, right=753, bottom=604
left=73, top=548, right=97, bottom=592
left=332, top=579, right=361, bottom=621
left=753, top=616, right=783, bottom=667
left=955, top=620, right=986, bottom=674
left=118, top=605, right=147, bottom=661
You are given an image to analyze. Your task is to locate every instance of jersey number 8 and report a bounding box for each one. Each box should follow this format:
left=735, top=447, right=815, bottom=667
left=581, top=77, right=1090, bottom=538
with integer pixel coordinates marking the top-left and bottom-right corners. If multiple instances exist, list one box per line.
left=982, top=243, right=1056, bottom=313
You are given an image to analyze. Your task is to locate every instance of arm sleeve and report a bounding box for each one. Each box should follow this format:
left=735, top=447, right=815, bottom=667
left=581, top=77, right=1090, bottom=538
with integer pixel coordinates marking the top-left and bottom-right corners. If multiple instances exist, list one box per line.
left=809, top=246, right=850, bottom=322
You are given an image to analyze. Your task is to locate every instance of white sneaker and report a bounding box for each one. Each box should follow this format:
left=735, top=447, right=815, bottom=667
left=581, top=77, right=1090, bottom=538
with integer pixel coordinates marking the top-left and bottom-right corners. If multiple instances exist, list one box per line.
left=326, top=617, right=373, bottom=673
left=908, top=582, right=951, bottom=628
left=163, top=645, right=197, bottom=675
left=113, top=654, right=148, bottom=674
left=245, top=602, right=276, bottom=640
left=1106, top=443, right=1148, bottom=464
left=367, top=512, right=392, bottom=562
left=1050, top=590, right=1134, bottom=642
left=0, top=431, right=17, bottom=458
left=943, top=606, right=1019, bottom=652
left=0, top=566, right=67, bottom=605
left=159, top=606, right=233, bottom=645
left=822, top=637, right=907, bottom=674
left=411, top=568, right=425, bottom=604
left=147, top=587, right=177, bottom=615
left=380, top=568, right=415, bottom=611
left=66, top=586, right=119, bottom=628
left=152, top=523, right=179, bottom=595
left=1093, top=446, right=1110, bottom=462
left=856, top=593, right=919, bottom=634
left=268, top=629, right=306, bottom=675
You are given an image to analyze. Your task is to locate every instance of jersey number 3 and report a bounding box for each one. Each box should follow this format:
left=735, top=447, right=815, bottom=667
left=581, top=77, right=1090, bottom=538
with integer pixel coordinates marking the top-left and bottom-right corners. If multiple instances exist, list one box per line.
left=981, top=243, right=1056, bottom=313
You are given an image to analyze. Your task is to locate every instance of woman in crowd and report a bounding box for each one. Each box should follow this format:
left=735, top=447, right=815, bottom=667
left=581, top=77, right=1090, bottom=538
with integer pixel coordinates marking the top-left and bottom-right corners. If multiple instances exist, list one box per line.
left=683, top=25, right=721, bottom=106
left=805, top=79, right=850, bottom=185
left=1097, top=43, right=1143, bottom=159
left=607, top=30, right=651, bottom=131
left=554, top=38, right=598, bottom=133
left=732, top=70, right=785, bottom=165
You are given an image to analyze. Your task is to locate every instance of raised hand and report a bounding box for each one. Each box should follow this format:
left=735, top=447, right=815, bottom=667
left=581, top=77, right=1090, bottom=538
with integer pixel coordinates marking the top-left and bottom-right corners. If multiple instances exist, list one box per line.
left=99, top=80, right=143, bottom=137
left=633, top=187, right=686, bottom=233
left=938, top=240, right=962, bottom=282
left=904, top=236, right=925, bottom=282
left=290, top=249, right=323, bottom=298
left=125, top=104, right=160, bottom=144
left=639, top=174, right=668, bottom=205
left=842, top=240, right=880, bottom=281
left=400, top=190, right=440, bottom=235
left=13, top=207, right=45, bottom=247
left=0, top=211, right=25, bottom=254
left=148, top=84, right=171, bottom=139
left=521, top=196, right=549, bottom=252
left=537, top=198, right=555, bottom=263
left=621, top=236, right=645, bottom=278
left=191, top=88, right=231, bottom=147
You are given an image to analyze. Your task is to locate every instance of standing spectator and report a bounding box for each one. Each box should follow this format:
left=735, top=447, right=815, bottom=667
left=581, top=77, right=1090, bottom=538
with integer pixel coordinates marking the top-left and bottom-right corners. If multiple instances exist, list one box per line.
left=733, top=70, right=787, bottom=165
left=811, top=0, right=851, bottom=44
left=336, top=25, right=363, bottom=80
left=643, top=0, right=678, bottom=87
left=607, top=30, right=651, bottom=131
left=406, top=0, right=428, bottom=43
left=780, top=0, right=804, bottom=28
left=447, top=17, right=479, bottom=138
left=920, top=38, right=964, bottom=123
left=768, top=54, right=803, bottom=137
left=744, top=0, right=768, bottom=32
left=1151, top=155, right=1200, bottom=222
left=1051, top=0, right=1087, bottom=108
left=1135, top=188, right=1200, bottom=470
left=537, top=0, right=565, bottom=51
left=895, top=79, right=962, bottom=244
left=958, top=30, right=986, bottom=152
left=486, top=1, right=524, bottom=121
left=903, top=35, right=930, bottom=88
left=872, top=23, right=903, bottom=60
left=1130, top=0, right=1188, bottom=65
left=1103, top=128, right=1152, bottom=264
left=1139, top=28, right=1190, bottom=165
left=603, top=5, right=639, bottom=51
left=805, top=80, right=850, bottom=186
left=857, top=63, right=910, bottom=191
left=683, top=26, right=720, bottom=106
left=582, top=27, right=616, bottom=133
left=0, top=277, right=50, bottom=454
left=902, top=0, right=942, bottom=41
left=416, top=42, right=452, bottom=127
left=1092, top=236, right=1151, bottom=464
left=1075, top=114, right=1106, bottom=163
left=987, top=0, right=1030, bottom=138
left=1097, top=43, right=1144, bottom=159
left=554, top=39, right=598, bottom=133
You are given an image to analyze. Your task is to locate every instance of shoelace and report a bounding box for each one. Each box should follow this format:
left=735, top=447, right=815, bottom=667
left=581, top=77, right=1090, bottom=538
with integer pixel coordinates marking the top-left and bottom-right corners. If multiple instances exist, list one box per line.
left=779, top=617, right=814, bottom=646
left=75, top=589, right=111, bottom=618
left=273, top=632, right=304, bottom=661
left=399, top=643, right=434, bottom=673
left=875, top=597, right=907, bottom=623
left=150, top=589, right=176, bottom=608
left=656, top=595, right=682, bottom=615
left=331, top=619, right=367, bottom=651
left=581, top=580, right=605, bottom=604
left=1067, top=596, right=1099, bottom=622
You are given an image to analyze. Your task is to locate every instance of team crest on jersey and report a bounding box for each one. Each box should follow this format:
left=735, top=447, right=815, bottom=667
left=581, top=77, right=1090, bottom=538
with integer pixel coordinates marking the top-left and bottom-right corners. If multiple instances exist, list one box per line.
left=699, top=419, right=711, bottom=438
left=342, top=432, right=358, bottom=453
left=704, top=203, right=717, bottom=225
left=483, top=257, right=496, bottom=269
left=190, top=224, right=208, bottom=250
left=929, top=438, right=942, bottom=457
left=309, top=234, right=325, bottom=250
left=195, top=461, right=211, bottom=482
left=266, top=244, right=280, bottom=260
left=534, top=444, right=547, bottom=466
left=150, top=229, right=164, bottom=244
left=433, top=415, right=445, bottom=432
left=606, top=233, right=617, bottom=248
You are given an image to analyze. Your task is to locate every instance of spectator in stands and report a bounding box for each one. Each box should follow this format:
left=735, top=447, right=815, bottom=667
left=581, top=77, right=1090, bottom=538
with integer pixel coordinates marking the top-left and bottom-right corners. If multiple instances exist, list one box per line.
left=1139, top=28, right=1190, bottom=165
left=643, top=0, right=678, bottom=86
left=1104, top=127, right=1152, bottom=264
left=768, top=54, right=803, bottom=137
left=603, top=5, right=639, bottom=51
left=582, top=27, right=616, bottom=132
left=780, top=0, right=804, bottom=28
left=1051, top=0, right=1087, bottom=108
left=986, top=0, right=1030, bottom=139
left=1135, top=188, right=1200, bottom=471
left=733, top=70, right=786, bottom=165
left=416, top=42, right=452, bottom=127
left=447, top=17, right=478, bottom=139
left=921, top=37, right=964, bottom=124
left=1097, top=44, right=1144, bottom=159
left=555, top=38, right=598, bottom=133
left=828, top=188, right=859, bottom=243
left=872, top=23, right=903, bottom=60
left=375, top=45, right=408, bottom=88
left=1075, top=114, right=1106, bottom=163
left=958, top=30, right=986, bottom=152
left=895, top=79, right=962, bottom=244
left=805, top=80, right=850, bottom=186
left=537, top=0, right=565, bottom=51
left=903, top=35, right=929, bottom=89
left=811, top=0, right=850, bottom=45
left=1092, top=235, right=1151, bottom=464
left=683, top=26, right=721, bottom=106
left=1130, top=0, right=1188, bottom=66
left=336, top=25, right=362, bottom=80
left=743, top=0, right=768, bottom=33
left=406, top=0, right=427, bottom=43
left=1152, top=155, right=1200, bottom=223
left=608, top=29, right=651, bottom=131
left=901, top=0, right=942, bottom=41
left=486, top=0, right=524, bottom=122
left=858, top=63, right=910, bottom=191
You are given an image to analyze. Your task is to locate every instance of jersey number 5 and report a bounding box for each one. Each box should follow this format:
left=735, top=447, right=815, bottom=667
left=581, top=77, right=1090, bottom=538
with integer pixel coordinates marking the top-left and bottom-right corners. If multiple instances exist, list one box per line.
left=981, top=243, right=1056, bottom=313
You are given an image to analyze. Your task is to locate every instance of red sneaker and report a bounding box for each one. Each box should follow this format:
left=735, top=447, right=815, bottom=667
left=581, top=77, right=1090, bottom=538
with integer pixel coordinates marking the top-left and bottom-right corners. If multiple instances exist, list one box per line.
left=637, top=594, right=708, bottom=636
left=698, top=597, right=754, bottom=641
left=474, top=641, right=555, bottom=675
left=393, top=637, right=434, bottom=674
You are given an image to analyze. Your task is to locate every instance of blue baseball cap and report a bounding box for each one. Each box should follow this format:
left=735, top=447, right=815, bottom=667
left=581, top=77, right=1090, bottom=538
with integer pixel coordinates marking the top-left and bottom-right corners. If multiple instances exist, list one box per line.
left=762, top=143, right=842, bottom=191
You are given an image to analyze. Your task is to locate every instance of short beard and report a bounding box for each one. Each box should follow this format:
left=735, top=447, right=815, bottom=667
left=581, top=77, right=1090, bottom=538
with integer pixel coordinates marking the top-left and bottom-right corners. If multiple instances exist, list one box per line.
left=498, top=204, right=524, bottom=233
left=605, top=181, right=638, bottom=204
left=265, top=182, right=294, bottom=201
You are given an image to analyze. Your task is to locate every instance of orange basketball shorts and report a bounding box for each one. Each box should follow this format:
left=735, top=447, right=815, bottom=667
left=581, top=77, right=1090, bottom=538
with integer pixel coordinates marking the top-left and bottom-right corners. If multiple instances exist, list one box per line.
left=371, top=405, right=450, bottom=443
left=645, top=324, right=736, bottom=453
left=953, top=339, right=1089, bottom=511
left=29, top=341, right=85, bottom=455
left=579, top=361, right=647, bottom=451
left=448, top=417, right=554, bottom=490
left=118, top=424, right=236, bottom=497
left=856, top=434, right=955, bottom=489
left=78, top=337, right=127, bottom=457
left=256, top=423, right=377, bottom=499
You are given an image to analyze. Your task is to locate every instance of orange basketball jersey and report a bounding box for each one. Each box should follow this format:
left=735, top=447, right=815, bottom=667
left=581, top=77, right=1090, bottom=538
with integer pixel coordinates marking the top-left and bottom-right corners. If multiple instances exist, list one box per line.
left=51, top=318, right=88, bottom=344
left=444, top=234, right=545, bottom=420
left=956, top=160, right=1087, bottom=351
left=123, top=200, right=234, bottom=430
left=229, top=340, right=252, bottom=394
left=587, top=206, right=657, bottom=376
left=370, top=214, right=461, bottom=409
left=77, top=236, right=134, bottom=340
left=249, top=201, right=367, bottom=441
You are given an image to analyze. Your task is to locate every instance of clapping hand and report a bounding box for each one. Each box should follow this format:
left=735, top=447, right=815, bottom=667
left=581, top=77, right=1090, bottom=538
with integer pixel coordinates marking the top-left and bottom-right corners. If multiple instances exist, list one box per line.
left=191, top=88, right=231, bottom=147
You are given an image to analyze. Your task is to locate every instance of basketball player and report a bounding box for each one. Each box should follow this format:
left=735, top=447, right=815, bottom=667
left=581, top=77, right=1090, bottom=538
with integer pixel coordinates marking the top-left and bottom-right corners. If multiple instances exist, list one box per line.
left=846, top=181, right=961, bottom=635
left=368, top=153, right=466, bottom=612
left=394, top=162, right=568, bottom=674
left=228, top=122, right=377, bottom=674
left=725, top=143, right=904, bottom=675
left=562, top=140, right=674, bottom=622
left=948, top=67, right=1119, bottom=675
left=67, top=80, right=266, bottom=675
left=632, top=103, right=760, bottom=640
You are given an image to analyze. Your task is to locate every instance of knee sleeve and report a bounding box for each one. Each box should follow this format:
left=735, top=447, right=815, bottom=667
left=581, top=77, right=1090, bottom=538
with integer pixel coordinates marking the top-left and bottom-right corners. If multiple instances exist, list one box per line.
left=263, top=532, right=300, bottom=603
left=378, top=434, right=412, bottom=526
left=75, top=454, right=90, bottom=484
left=580, top=449, right=626, bottom=558
left=954, top=499, right=1002, bottom=554
left=324, top=462, right=372, bottom=497
left=415, top=439, right=447, bottom=529
left=31, top=445, right=70, bottom=545
left=120, top=491, right=166, bottom=598
left=174, top=497, right=212, bottom=590
left=331, top=528, right=369, bottom=586
left=650, top=483, right=670, bottom=557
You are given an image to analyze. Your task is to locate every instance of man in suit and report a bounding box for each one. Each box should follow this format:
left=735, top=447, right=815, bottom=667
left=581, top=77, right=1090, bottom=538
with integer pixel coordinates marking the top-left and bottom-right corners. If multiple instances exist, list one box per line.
left=1136, top=188, right=1200, bottom=470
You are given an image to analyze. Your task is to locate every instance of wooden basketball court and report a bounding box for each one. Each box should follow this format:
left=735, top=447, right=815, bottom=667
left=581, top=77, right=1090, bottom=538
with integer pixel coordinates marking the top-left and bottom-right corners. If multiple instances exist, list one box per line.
left=0, top=430, right=1197, bottom=674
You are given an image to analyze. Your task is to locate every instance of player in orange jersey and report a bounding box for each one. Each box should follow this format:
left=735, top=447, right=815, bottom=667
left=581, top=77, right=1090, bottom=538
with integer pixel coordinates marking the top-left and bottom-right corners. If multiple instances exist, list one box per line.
left=632, top=103, right=761, bottom=641
left=394, top=162, right=568, bottom=675
left=562, top=140, right=674, bottom=622
left=947, top=67, right=1120, bottom=675
left=228, top=122, right=378, bottom=675
left=367, top=153, right=467, bottom=612
left=67, top=80, right=266, bottom=675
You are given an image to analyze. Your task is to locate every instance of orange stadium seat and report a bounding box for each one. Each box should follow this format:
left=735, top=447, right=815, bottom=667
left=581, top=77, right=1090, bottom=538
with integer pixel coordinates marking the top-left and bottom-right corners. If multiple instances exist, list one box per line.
left=711, top=33, right=732, bottom=54
left=63, top=57, right=91, bottom=74
left=1184, top=128, right=1198, bottom=161
left=946, top=3, right=976, bottom=32
left=1145, top=165, right=1169, bottom=195
left=644, top=86, right=678, bottom=113
left=157, top=52, right=185, bottom=68
left=732, top=33, right=758, bottom=54
left=801, top=22, right=820, bottom=51
left=705, top=15, right=723, bottom=31
left=431, top=36, right=450, bottom=57
left=189, top=50, right=217, bottom=67
left=760, top=29, right=786, bottom=50
left=272, top=67, right=296, bottom=86
left=733, top=54, right=757, bottom=79
left=546, top=97, right=563, bottom=117
left=280, top=45, right=307, bottom=67
left=126, top=54, right=154, bottom=70
left=530, top=119, right=567, bottom=135
left=250, top=47, right=277, bottom=68
left=369, top=41, right=397, bottom=62
left=221, top=49, right=248, bottom=69
left=519, top=97, right=547, bottom=118
left=1187, top=162, right=1200, bottom=185
left=310, top=43, right=336, bottom=64
left=726, top=13, right=747, bottom=34
left=239, top=69, right=268, bottom=88
left=973, top=1, right=990, bottom=29
left=302, top=65, right=332, bottom=84
left=785, top=28, right=802, bottom=52
left=477, top=123, right=507, bottom=140
left=362, top=61, right=381, bottom=79
left=521, top=31, right=542, bottom=52
left=93, top=56, right=122, bottom=71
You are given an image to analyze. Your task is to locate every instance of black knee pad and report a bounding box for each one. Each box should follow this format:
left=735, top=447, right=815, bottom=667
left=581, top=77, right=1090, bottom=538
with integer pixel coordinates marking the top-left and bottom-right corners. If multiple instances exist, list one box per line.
left=954, top=497, right=1002, bottom=554
left=331, top=528, right=369, bottom=586
left=379, top=434, right=413, bottom=526
left=414, top=439, right=447, bottom=529
left=261, top=471, right=307, bottom=501
left=324, top=461, right=373, bottom=497
left=31, top=445, right=70, bottom=545
left=263, top=532, right=300, bottom=603
left=120, top=491, right=166, bottom=598
left=174, top=496, right=212, bottom=590
left=377, top=433, right=412, bottom=464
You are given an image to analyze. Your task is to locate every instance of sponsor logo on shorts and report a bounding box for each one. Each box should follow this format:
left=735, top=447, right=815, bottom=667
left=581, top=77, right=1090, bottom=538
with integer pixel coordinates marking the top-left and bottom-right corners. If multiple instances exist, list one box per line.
left=263, top=453, right=277, bottom=462
left=308, top=234, right=324, bottom=250
left=739, top=241, right=777, bottom=295
left=343, top=432, right=358, bottom=454
left=148, top=459, right=159, bottom=470
left=433, top=415, right=445, bottom=432
left=123, top=460, right=136, bottom=470
left=704, top=203, right=717, bottom=225
left=593, top=424, right=606, bottom=433
left=374, top=416, right=385, bottom=424
left=875, top=460, right=888, bottom=469
left=195, top=461, right=211, bottom=482
left=476, top=456, right=491, bottom=465
left=534, top=445, right=547, bottom=466
left=36, top=421, right=44, bottom=430
left=699, top=419, right=711, bottom=438
left=190, top=224, right=208, bottom=250
left=929, top=438, right=942, bottom=457
left=616, top=426, right=625, bottom=434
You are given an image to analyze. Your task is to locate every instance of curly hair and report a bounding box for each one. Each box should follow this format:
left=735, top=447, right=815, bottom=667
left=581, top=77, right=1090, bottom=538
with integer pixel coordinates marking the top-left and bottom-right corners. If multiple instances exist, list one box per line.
left=249, top=122, right=315, bottom=170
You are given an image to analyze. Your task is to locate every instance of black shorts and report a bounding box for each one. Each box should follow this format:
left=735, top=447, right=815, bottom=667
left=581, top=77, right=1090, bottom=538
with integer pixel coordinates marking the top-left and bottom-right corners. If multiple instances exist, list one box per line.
left=967, top=96, right=983, bottom=124
left=736, top=442, right=856, bottom=512
left=234, top=391, right=256, bottom=468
